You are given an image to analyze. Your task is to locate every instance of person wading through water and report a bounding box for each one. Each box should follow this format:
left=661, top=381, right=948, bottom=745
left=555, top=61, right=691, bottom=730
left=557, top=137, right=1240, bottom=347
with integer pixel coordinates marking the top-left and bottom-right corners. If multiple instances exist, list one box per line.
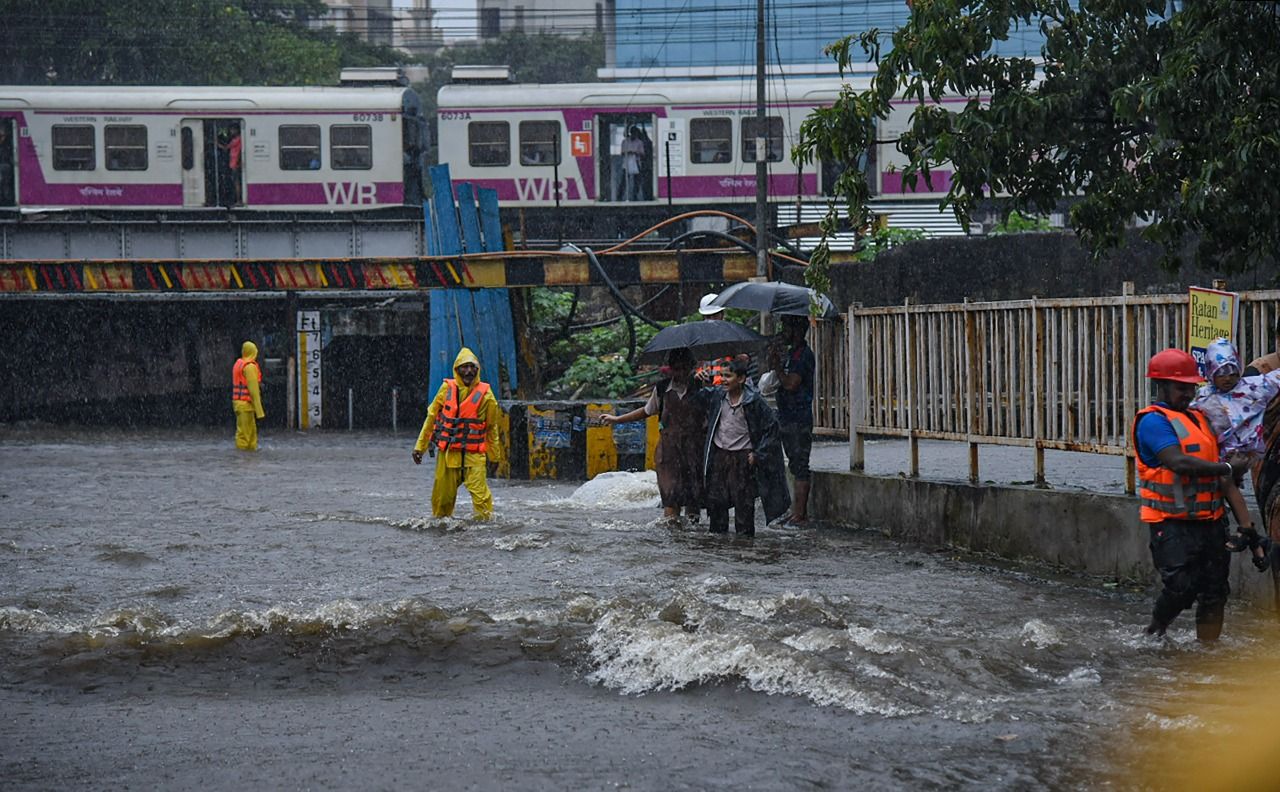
left=1134, top=348, right=1255, bottom=641
left=601, top=348, right=706, bottom=523
left=412, top=348, right=503, bottom=520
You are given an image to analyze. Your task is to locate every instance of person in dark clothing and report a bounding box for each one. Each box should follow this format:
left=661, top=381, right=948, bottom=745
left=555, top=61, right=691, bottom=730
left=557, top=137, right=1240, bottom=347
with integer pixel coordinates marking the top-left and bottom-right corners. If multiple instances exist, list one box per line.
left=602, top=348, right=706, bottom=523
left=698, top=357, right=790, bottom=535
left=769, top=314, right=817, bottom=525
left=1135, top=348, right=1257, bottom=642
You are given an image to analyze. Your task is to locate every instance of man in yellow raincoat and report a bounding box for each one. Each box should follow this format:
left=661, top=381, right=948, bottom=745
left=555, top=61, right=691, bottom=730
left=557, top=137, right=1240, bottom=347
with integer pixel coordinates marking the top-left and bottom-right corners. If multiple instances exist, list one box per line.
left=412, top=347, right=503, bottom=519
left=231, top=341, right=265, bottom=451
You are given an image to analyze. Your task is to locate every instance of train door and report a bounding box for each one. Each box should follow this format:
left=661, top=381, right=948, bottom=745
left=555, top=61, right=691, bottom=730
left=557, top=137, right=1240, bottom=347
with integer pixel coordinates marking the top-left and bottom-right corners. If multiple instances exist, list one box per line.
left=0, top=117, right=15, bottom=207
left=181, top=119, right=244, bottom=208
left=180, top=120, right=205, bottom=207
left=596, top=113, right=655, bottom=203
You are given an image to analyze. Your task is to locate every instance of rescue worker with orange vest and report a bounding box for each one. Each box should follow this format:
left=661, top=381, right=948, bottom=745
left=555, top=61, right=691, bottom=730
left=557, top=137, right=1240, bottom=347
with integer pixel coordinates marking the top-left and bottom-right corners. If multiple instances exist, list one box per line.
left=1135, top=348, right=1258, bottom=641
left=231, top=340, right=265, bottom=451
left=412, top=347, right=503, bottom=520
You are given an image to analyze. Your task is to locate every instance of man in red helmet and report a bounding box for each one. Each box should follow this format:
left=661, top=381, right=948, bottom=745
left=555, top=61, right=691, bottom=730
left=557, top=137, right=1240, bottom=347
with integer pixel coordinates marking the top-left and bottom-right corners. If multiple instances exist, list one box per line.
left=1134, top=348, right=1255, bottom=641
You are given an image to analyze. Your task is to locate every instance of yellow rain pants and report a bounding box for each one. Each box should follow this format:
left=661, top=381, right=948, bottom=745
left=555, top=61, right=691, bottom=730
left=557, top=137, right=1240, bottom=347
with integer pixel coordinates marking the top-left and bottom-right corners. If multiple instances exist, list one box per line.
left=234, top=408, right=259, bottom=451
left=432, top=458, right=493, bottom=519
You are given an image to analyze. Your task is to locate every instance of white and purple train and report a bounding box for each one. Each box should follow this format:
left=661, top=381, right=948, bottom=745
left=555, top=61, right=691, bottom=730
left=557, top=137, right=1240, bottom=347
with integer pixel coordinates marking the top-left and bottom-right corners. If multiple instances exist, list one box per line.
left=0, top=84, right=428, bottom=212
left=437, top=76, right=957, bottom=211
left=0, top=77, right=954, bottom=218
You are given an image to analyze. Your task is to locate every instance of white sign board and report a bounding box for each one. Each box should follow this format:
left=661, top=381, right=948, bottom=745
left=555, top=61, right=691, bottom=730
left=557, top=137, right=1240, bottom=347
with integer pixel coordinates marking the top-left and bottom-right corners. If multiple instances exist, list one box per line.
left=658, top=118, right=685, bottom=177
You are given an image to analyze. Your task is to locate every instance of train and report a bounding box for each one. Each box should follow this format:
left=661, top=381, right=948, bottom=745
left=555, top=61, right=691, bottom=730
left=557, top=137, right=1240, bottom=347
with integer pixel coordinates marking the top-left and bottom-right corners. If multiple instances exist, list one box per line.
left=0, top=83, right=429, bottom=213
left=0, top=75, right=956, bottom=234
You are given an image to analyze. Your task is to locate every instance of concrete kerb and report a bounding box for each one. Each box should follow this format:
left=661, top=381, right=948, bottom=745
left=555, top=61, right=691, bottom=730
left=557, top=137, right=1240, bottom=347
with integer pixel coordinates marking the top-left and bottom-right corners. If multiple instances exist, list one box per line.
left=811, top=467, right=1280, bottom=612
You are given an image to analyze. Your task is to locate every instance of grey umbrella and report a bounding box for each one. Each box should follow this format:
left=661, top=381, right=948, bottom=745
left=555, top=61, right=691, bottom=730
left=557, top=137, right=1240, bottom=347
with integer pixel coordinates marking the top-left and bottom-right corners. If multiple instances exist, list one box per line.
left=709, top=281, right=839, bottom=319
left=638, top=320, right=768, bottom=364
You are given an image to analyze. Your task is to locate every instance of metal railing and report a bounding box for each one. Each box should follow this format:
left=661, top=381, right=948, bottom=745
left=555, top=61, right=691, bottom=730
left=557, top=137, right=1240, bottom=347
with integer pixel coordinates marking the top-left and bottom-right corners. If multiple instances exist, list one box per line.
left=830, top=285, right=1280, bottom=493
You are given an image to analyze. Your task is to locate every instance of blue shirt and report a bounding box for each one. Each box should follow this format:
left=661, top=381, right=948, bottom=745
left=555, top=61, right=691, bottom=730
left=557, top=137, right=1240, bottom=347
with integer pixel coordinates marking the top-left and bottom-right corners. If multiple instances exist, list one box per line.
left=775, top=342, right=815, bottom=425
left=1135, top=403, right=1181, bottom=467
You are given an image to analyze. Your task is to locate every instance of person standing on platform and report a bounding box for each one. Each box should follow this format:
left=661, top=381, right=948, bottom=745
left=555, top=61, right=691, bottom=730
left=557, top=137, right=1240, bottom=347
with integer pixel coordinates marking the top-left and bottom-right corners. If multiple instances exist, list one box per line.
left=231, top=341, right=265, bottom=451
left=770, top=314, right=816, bottom=525
left=600, top=348, right=707, bottom=524
left=412, top=348, right=503, bottom=520
left=1134, top=348, right=1254, bottom=642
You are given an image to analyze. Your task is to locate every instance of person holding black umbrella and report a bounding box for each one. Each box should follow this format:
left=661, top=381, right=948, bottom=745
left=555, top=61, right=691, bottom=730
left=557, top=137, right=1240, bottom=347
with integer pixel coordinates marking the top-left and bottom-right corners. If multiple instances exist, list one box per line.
left=769, top=314, right=816, bottom=525
left=601, top=348, right=707, bottom=524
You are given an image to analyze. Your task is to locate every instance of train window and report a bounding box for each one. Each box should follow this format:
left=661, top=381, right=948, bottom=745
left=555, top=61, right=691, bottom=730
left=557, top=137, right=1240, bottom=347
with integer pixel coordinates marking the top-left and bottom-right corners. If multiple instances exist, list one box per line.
left=105, top=125, right=148, bottom=171
left=330, top=124, right=372, bottom=170
left=518, top=121, right=560, bottom=166
left=181, top=127, right=194, bottom=170
left=51, top=125, right=96, bottom=171
left=468, top=121, right=509, bottom=167
left=741, top=116, right=785, bottom=163
left=690, top=118, right=732, bottom=164
left=279, top=125, right=321, bottom=170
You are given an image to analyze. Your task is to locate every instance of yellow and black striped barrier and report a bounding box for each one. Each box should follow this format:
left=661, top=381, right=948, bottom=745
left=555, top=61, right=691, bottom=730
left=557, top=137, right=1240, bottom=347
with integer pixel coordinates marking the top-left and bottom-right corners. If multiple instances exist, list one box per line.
left=499, top=400, right=658, bottom=481
left=0, top=248, right=854, bottom=294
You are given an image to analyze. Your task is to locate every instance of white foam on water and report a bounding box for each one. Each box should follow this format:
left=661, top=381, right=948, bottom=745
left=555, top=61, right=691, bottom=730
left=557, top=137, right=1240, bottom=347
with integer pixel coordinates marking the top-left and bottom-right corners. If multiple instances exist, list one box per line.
left=493, top=533, right=550, bottom=551
left=1019, top=618, right=1064, bottom=649
left=584, top=608, right=922, bottom=717
left=846, top=625, right=907, bottom=655
left=1142, top=713, right=1207, bottom=731
left=564, top=470, right=661, bottom=510
left=1056, top=666, right=1102, bottom=687
left=782, top=627, right=846, bottom=652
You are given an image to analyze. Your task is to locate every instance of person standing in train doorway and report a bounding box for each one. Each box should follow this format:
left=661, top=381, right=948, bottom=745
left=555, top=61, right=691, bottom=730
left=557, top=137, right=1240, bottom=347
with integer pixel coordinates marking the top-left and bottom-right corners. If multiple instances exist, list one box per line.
left=620, top=126, right=645, bottom=201
left=218, top=124, right=243, bottom=206
left=232, top=341, right=266, bottom=451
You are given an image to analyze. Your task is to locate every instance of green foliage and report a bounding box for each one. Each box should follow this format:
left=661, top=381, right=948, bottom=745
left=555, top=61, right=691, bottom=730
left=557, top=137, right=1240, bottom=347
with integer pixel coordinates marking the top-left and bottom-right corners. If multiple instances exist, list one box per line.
left=0, top=0, right=407, bottom=85
left=853, top=226, right=927, bottom=261
left=794, top=0, right=1280, bottom=273
left=989, top=210, right=1052, bottom=235
left=555, top=355, right=641, bottom=400
left=528, top=288, right=575, bottom=333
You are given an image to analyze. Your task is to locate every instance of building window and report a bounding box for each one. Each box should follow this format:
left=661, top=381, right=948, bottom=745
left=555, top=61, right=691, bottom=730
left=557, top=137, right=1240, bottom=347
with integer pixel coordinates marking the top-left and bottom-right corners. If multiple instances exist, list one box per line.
left=279, top=125, right=321, bottom=170
left=690, top=118, right=732, bottom=164
left=480, top=7, right=501, bottom=38
left=468, top=121, right=510, bottom=167
left=104, top=125, right=148, bottom=171
left=51, top=125, right=96, bottom=171
left=596, top=2, right=604, bottom=32
left=519, top=121, right=560, bottom=165
left=741, top=116, right=784, bottom=163
left=330, top=124, right=372, bottom=169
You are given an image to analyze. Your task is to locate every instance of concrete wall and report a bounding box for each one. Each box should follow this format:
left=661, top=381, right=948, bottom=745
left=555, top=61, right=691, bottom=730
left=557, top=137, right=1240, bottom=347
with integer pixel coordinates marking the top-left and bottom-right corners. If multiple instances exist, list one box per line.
left=782, top=230, right=1279, bottom=310
left=812, top=469, right=1280, bottom=612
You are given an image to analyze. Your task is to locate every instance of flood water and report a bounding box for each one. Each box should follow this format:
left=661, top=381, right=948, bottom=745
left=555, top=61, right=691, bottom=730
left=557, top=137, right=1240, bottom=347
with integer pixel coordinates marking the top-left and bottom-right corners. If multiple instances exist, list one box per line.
left=3, top=428, right=1278, bottom=790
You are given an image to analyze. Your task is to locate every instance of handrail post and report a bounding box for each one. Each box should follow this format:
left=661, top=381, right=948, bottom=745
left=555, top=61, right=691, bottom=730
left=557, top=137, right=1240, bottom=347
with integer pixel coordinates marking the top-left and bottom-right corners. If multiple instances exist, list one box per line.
left=905, top=297, right=919, bottom=477
left=964, top=298, right=979, bottom=483
left=1032, top=297, right=1046, bottom=487
left=849, top=304, right=865, bottom=471
left=1122, top=281, right=1137, bottom=495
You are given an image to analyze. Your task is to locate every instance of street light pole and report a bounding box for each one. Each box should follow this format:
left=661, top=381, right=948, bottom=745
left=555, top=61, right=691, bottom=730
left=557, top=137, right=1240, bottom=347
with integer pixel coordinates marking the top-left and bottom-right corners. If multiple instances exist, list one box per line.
left=755, top=0, right=768, bottom=279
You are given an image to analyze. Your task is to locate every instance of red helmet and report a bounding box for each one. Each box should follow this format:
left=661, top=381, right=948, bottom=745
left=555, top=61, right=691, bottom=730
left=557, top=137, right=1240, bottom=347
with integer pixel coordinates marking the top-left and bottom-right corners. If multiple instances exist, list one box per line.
left=1146, top=348, right=1202, bottom=383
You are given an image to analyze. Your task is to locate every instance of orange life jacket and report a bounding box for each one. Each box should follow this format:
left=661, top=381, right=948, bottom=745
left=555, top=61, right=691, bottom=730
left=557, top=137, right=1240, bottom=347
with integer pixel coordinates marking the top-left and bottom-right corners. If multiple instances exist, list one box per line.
left=697, top=356, right=733, bottom=386
left=432, top=380, right=491, bottom=453
left=1132, top=405, right=1225, bottom=523
left=232, top=357, right=261, bottom=402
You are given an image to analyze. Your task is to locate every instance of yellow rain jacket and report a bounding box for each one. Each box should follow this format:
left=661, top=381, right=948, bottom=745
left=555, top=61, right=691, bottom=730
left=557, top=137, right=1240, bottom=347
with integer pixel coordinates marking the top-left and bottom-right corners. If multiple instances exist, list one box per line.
left=232, top=341, right=265, bottom=451
left=414, top=348, right=504, bottom=518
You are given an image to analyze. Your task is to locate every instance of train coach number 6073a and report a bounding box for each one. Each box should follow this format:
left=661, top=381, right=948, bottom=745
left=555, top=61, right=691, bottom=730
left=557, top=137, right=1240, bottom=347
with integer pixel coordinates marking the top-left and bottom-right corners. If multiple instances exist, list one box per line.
left=439, top=111, right=471, bottom=120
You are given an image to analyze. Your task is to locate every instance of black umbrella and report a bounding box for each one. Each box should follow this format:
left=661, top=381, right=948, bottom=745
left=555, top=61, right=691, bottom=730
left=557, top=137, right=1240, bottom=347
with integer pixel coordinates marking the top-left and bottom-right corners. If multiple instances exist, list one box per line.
left=709, top=281, right=839, bottom=319
left=639, top=320, right=768, bottom=364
